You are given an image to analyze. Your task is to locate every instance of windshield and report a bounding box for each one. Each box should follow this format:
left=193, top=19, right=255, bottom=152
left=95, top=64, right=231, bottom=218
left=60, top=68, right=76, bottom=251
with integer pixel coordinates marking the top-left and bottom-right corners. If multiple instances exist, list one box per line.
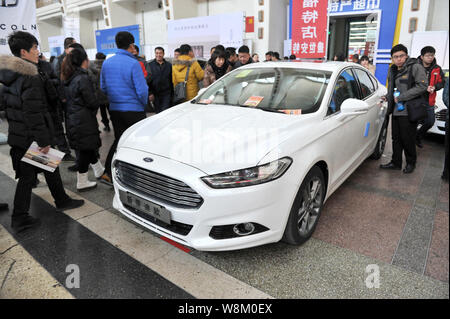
left=196, top=67, right=331, bottom=114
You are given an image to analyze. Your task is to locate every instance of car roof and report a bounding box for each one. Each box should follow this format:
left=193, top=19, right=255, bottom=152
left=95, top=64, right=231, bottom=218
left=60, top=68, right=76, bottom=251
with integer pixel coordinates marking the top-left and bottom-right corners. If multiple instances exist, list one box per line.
left=239, top=61, right=361, bottom=73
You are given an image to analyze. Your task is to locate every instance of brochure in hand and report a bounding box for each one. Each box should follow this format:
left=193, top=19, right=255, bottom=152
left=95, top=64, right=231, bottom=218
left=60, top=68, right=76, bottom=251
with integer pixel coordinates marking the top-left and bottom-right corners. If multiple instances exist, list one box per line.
left=21, top=142, right=65, bottom=173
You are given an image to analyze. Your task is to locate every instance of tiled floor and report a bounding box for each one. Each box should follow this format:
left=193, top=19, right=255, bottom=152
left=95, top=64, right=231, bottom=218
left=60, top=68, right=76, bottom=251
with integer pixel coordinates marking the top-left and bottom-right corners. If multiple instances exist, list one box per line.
left=0, top=114, right=448, bottom=299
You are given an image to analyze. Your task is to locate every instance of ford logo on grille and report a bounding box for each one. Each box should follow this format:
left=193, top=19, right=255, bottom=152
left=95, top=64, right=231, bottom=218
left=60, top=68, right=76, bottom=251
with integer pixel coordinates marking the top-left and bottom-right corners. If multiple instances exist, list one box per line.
left=143, top=157, right=154, bottom=163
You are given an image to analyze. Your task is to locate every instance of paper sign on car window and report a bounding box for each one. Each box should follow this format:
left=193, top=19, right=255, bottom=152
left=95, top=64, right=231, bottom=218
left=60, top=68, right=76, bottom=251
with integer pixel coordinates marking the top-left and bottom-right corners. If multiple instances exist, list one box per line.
left=199, top=99, right=213, bottom=104
left=280, top=109, right=302, bottom=115
left=244, top=96, right=264, bottom=107
left=236, top=70, right=253, bottom=78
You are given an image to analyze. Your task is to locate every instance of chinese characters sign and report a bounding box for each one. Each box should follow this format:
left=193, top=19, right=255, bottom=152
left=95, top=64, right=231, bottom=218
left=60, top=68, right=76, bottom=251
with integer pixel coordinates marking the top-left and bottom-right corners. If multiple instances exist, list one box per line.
left=328, top=0, right=380, bottom=13
left=291, top=0, right=328, bottom=59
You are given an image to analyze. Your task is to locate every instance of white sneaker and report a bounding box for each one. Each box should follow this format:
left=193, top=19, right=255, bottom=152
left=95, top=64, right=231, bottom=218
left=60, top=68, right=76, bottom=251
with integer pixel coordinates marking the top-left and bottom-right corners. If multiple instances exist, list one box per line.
left=77, top=172, right=97, bottom=191
left=90, top=160, right=105, bottom=179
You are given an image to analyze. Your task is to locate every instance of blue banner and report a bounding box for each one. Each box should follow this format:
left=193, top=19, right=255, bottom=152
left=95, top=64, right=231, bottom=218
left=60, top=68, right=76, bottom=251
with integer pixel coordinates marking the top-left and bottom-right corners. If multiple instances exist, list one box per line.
left=95, top=25, right=140, bottom=55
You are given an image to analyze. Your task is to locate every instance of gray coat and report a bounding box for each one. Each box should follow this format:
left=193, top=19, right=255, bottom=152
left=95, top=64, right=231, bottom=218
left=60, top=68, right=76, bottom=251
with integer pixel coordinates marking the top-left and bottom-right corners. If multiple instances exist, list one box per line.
left=386, top=57, right=428, bottom=116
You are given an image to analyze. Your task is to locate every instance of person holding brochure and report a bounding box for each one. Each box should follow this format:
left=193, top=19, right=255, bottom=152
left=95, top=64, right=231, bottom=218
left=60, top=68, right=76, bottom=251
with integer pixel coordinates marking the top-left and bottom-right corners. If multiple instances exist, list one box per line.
left=0, top=31, right=84, bottom=232
left=61, top=48, right=105, bottom=191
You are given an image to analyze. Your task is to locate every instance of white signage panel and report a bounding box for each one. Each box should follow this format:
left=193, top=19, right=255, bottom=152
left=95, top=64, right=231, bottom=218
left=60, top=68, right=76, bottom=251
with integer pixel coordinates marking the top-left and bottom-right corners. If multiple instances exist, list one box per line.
left=168, top=12, right=244, bottom=59
left=0, top=0, right=40, bottom=55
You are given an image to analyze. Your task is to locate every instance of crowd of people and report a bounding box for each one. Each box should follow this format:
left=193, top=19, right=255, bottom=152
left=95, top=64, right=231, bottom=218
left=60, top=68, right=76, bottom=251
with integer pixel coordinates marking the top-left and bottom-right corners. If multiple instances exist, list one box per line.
left=0, top=30, right=448, bottom=232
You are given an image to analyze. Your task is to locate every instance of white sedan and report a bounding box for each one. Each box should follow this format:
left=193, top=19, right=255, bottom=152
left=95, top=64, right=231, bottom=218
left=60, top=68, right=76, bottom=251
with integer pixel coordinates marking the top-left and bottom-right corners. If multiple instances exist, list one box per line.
left=112, top=62, right=388, bottom=251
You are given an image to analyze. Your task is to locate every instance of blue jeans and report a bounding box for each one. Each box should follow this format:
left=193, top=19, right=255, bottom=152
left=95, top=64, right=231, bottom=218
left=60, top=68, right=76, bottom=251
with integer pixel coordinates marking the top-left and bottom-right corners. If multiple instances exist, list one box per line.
left=417, top=106, right=436, bottom=140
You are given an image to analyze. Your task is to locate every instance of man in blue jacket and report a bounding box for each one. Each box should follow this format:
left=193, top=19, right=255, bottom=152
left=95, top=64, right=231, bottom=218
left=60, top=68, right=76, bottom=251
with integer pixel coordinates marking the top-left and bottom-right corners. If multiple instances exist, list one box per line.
left=100, top=31, right=148, bottom=184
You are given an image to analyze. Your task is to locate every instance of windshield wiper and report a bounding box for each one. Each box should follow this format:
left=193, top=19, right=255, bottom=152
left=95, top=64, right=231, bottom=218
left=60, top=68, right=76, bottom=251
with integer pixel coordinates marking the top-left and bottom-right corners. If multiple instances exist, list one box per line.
left=255, top=106, right=284, bottom=113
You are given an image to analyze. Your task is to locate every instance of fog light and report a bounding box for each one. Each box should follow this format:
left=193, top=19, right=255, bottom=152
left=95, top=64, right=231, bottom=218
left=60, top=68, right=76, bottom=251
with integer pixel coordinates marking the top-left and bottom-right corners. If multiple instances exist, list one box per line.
left=233, top=223, right=256, bottom=236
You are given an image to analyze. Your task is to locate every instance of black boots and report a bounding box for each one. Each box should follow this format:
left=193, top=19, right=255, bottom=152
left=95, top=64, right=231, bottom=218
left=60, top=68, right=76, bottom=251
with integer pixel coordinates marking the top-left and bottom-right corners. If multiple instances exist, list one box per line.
left=11, top=215, right=40, bottom=232
left=403, top=164, right=415, bottom=174
left=380, top=162, right=415, bottom=174
left=56, top=198, right=85, bottom=211
left=379, top=162, right=401, bottom=170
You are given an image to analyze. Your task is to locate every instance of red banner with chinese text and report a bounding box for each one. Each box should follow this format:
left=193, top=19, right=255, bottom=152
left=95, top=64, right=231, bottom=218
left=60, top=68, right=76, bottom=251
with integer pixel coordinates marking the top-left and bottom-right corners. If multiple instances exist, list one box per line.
left=291, top=0, right=328, bottom=59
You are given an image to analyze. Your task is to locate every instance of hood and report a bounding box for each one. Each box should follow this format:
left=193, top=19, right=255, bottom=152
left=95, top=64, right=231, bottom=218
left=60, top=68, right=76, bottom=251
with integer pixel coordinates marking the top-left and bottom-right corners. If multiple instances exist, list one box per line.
left=0, top=55, right=38, bottom=86
left=405, top=57, right=418, bottom=68
left=119, top=104, right=312, bottom=174
left=391, top=57, right=418, bottom=74
left=172, top=55, right=196, bottom=72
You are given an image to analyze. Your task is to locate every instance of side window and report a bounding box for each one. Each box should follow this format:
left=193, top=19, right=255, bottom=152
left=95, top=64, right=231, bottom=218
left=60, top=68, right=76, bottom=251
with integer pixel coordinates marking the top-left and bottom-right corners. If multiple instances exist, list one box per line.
left=369, top=73, right=379, bottom=90
left=329, top=69, right=359, bottom=115
left=354, top=68, right=376, bottom=99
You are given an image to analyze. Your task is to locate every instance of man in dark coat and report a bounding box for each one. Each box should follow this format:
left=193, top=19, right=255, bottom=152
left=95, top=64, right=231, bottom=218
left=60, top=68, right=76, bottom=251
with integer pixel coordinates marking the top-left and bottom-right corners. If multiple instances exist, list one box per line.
left=226, top=47, right=238, bottom=69
left=233, top=45, right=254, bottom=70
left=38, top=58, right=74, bottom=160
left=93, top=52, right=110, bottom=131
left=380, top=44, right=428, bottom=174
left=0, top=31, right=84, bottom=232
left=0, top=84, right=8, bottom=212
left=147, top=47, right=174, bottom=113
left=55, top=37, right=76, bottom=81
left=50, top=37, right=77, bottom=162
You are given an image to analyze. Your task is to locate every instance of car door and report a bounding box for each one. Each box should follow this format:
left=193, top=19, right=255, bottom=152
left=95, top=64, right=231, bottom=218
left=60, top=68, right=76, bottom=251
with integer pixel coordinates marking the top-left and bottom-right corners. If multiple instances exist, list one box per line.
left=323, top=68, right=363, bottom=189
left=352, top=67, right=380, bottom=159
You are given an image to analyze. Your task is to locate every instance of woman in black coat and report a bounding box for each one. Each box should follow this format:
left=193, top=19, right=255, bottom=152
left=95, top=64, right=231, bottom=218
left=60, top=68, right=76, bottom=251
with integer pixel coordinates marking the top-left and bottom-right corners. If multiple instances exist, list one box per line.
left=61, top=48, right=104, bottom=191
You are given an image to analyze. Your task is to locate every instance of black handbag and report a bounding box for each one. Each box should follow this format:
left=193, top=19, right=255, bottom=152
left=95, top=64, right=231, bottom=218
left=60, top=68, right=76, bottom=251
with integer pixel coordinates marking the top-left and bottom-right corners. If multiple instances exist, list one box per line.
left=173, top=65, right=190, bottom=105
left=405, top=96, right=428, bottom=122
left=405, top=66, right=429, bottom=122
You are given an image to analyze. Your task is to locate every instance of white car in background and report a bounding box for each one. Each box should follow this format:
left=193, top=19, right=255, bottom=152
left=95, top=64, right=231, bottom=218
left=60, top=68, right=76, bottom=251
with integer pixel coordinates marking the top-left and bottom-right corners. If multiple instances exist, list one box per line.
left=112, top=62, right=388, bottom=251
left=428, top=69, right=448, bottom=135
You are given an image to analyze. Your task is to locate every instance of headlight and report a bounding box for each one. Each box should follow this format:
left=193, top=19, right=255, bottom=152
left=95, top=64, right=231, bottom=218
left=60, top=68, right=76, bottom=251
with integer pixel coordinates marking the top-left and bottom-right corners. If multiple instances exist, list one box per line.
left=201, top=157, right=292, bottom=189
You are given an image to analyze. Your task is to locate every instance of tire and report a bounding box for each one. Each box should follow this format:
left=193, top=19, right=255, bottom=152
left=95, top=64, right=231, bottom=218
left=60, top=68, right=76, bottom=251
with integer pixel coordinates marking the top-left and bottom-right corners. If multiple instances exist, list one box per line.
left=282, top=166, right=326, bottom=245
left=370, top=117, right=389, bottom=160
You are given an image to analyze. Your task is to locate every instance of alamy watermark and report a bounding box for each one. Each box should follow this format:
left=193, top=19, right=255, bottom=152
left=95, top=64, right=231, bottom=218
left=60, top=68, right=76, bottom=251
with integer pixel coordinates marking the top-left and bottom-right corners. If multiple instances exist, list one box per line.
left=365, top=264, right=380, bottom=289
left=65, top=264, right=80, bottom=289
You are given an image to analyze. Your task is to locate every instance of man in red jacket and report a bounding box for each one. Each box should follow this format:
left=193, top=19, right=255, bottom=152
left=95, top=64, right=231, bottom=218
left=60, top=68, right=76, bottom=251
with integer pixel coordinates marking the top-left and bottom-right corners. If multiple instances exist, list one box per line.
left=416, top=46, right=445, bottom=148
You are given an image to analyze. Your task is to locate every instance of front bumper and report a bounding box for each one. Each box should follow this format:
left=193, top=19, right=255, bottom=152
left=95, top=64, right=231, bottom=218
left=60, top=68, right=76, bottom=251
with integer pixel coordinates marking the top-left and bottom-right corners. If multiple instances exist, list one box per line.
left=112, top=147, right=298, bottom=251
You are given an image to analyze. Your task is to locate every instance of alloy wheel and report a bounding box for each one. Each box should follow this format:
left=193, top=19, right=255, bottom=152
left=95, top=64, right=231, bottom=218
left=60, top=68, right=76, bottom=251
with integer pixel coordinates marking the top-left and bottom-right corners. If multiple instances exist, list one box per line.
left=297, top=177, right=323, bottom=237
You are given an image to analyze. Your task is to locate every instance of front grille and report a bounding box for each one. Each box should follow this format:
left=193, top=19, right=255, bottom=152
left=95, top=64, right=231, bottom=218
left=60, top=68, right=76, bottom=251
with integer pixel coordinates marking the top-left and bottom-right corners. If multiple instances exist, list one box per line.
left=115, top=161, right=203, bottom=209
left=436, top=109, right=447, bottom=122
left=124, top=204, right=193, bottom=236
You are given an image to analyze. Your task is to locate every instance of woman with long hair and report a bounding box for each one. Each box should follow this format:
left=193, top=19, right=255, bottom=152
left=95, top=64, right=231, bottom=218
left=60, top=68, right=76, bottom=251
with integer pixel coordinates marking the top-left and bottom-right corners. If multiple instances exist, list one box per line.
left=203, top=49, right=232, bottom=87
left=61, top=48, right=104, bottom=191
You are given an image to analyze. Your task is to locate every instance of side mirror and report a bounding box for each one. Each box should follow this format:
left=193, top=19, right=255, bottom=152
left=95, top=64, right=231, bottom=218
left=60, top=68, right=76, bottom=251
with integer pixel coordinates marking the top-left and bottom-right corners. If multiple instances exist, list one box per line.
left=340, top=98, right=370, bottom=119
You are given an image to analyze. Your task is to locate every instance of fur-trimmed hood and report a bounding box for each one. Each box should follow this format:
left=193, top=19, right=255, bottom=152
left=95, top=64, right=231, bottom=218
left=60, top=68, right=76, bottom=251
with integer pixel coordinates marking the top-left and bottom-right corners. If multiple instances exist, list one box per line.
left=172, top=55, right=197, bottom=72
left=0, top=55, right=38, bottom=86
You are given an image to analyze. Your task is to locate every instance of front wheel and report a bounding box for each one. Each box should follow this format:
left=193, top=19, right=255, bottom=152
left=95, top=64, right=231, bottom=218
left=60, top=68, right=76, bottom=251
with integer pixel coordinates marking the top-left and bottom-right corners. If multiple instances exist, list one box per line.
left=282, top=166, right=325, bottom=245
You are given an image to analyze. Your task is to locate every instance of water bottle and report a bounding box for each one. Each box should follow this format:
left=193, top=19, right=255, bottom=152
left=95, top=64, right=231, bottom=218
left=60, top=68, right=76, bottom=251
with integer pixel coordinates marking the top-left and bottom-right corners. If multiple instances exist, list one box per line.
left=393, top=88, right=404, bottom=111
